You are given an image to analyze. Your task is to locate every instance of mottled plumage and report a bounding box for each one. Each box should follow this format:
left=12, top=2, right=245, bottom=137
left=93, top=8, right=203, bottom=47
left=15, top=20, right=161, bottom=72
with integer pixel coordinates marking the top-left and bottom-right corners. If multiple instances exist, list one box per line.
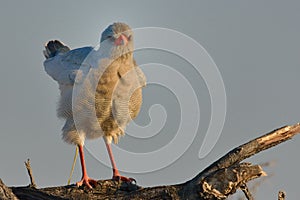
left=43, top=22, right=146, bottom=188
left=44, top=24, right=145, bottom=146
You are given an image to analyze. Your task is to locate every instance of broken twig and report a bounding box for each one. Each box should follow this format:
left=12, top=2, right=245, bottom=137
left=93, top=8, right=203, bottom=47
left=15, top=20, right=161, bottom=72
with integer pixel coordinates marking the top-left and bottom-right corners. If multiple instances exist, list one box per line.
left=24, top=159, right=37, bottom=188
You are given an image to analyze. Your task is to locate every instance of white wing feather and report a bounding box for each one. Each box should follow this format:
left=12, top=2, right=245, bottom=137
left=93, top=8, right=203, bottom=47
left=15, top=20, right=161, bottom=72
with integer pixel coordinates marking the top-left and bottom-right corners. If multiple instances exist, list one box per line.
left=44, top=47, right=94, bottom=86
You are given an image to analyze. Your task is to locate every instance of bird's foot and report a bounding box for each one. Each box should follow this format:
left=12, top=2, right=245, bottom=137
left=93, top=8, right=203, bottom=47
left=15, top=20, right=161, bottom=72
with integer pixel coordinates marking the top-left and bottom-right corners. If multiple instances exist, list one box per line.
left=113, top=175, right=136, bottom=184
left=76, top=176, right=97, bottom=189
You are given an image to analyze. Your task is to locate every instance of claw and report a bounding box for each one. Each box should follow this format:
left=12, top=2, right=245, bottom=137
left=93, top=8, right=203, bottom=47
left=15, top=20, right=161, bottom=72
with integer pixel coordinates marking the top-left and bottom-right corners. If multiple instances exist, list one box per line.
left=76, top=176, right=97, bottom=189
left=113, top=175, right=136, bottom=184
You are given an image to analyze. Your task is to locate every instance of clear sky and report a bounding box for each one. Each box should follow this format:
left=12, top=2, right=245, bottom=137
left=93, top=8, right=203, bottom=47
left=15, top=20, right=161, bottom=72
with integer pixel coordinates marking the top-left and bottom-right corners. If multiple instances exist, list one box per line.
left=1, top=1, right=300, bottom=199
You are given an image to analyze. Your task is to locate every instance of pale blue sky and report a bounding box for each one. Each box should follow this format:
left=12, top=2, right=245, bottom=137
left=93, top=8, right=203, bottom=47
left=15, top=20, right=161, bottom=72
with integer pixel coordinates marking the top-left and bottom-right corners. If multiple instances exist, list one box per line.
left=1, top=1, right=300, bottom=199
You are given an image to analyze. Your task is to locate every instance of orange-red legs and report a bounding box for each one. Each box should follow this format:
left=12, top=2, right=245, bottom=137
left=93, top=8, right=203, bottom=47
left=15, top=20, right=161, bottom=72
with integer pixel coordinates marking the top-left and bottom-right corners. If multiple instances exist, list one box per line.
left=76, top=145, right=97, bottom=188
left=105, top=141, right=136, bottom=183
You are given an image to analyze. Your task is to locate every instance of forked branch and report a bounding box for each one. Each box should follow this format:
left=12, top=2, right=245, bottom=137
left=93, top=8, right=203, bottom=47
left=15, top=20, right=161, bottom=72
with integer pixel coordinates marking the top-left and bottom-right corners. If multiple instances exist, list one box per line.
left=1, top=123, right=299, bottom=200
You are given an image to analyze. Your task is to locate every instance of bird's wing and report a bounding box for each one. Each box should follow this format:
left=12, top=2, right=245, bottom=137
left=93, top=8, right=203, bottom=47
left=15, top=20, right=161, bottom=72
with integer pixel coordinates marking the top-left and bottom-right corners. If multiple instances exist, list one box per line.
left=114, top=59, right=146, bottom=122
left=133, top=59, right=146, bottom=87
left=44, top=44, right=94, bottom=85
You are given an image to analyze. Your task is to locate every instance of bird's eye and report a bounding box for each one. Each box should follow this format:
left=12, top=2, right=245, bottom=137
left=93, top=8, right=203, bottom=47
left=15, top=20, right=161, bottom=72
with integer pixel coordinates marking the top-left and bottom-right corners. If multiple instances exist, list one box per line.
left=107, top=35, right=113, bottom=39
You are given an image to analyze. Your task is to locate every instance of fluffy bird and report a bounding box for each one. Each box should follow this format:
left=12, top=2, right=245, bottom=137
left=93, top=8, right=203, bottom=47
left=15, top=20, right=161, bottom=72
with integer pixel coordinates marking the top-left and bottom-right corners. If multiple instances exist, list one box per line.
left=43, top=22, right=146, bottom=188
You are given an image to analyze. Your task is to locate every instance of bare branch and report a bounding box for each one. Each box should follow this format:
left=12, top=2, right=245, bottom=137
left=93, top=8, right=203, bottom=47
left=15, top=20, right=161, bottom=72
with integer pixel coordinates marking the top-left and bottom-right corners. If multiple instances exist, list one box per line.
left=278, top=191, right=286, bottom=200
left=240, top=184, right=253, bottom=200
left=0, top=179, right=19, bottom=200
left=24, top=159, right=37, bottom=189
left=1, top=123, right=299, bottom=199
left=182, top=123, right=300, bottom=199
left=188, top=123, right=300, bottom=185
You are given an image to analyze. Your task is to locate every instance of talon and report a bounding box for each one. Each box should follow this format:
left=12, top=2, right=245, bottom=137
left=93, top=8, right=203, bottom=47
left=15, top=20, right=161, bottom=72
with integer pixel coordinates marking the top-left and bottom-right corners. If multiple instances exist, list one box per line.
left=113, top=175, right=136, bottom=184
left=76, top=177, right=97, bottom=189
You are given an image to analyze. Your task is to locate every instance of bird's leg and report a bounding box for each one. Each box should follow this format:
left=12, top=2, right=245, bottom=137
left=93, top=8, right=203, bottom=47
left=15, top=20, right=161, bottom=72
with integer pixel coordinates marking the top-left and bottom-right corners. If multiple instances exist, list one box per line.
left=76, top=145, right=97, bottom=188
left=105, top=141, right=136, bottom=183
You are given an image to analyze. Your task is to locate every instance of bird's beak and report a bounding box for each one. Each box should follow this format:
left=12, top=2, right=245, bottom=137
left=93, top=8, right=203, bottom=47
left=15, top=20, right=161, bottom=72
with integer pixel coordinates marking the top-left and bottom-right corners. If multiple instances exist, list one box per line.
left=114, top=34, right=128, bottom=46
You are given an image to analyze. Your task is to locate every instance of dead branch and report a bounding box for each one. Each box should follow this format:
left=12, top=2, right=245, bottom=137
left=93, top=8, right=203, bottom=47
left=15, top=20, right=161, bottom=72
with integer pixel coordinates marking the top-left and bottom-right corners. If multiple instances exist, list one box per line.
left=278, top=191, right=286, bottom=200
left=24, top=159, right=37, bottom=189
left=0, top=179, right=19, bottom=200
left=240, top=184, right=253, bottom=200
left=1, top=123, right=299, bottom=200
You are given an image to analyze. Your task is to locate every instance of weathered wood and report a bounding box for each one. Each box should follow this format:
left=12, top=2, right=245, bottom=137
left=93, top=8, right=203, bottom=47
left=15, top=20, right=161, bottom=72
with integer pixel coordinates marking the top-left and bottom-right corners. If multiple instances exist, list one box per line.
left=278, top=191, right=286, bottom=200
left=0, top=179, right=19, bottom=200
left=187, top=123, right=300, bottom=186
left=2, top=123, right=300, bottom=200
left=24, top=159, right=37, bottom=189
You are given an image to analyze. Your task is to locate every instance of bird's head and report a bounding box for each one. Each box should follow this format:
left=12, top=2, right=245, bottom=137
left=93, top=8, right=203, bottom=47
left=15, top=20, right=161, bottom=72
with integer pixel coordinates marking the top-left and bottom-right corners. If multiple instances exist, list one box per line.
left=99, top=22, right=133, bottom=59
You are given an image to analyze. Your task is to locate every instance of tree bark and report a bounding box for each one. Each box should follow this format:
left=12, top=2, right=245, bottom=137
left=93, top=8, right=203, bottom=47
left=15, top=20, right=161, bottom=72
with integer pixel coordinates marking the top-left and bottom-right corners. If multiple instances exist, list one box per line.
left=1, top=123, right=300, bottom=200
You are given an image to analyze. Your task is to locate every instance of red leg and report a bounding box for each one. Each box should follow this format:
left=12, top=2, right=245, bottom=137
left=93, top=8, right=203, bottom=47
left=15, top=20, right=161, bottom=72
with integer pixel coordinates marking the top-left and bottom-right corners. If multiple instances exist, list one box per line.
left=76, top=145, right=97, bottom=188
left=105, top=142, right=135, bottom=183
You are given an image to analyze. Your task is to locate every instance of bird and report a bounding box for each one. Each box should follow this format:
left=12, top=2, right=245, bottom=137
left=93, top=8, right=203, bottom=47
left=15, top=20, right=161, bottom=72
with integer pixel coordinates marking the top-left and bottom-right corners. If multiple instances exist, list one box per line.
left=43, top=22, right=146, bottom=188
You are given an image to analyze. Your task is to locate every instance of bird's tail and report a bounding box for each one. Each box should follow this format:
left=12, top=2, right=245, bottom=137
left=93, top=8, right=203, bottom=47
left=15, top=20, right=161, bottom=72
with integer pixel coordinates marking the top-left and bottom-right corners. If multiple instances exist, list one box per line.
left=43, top=40, right=70, bottom=59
